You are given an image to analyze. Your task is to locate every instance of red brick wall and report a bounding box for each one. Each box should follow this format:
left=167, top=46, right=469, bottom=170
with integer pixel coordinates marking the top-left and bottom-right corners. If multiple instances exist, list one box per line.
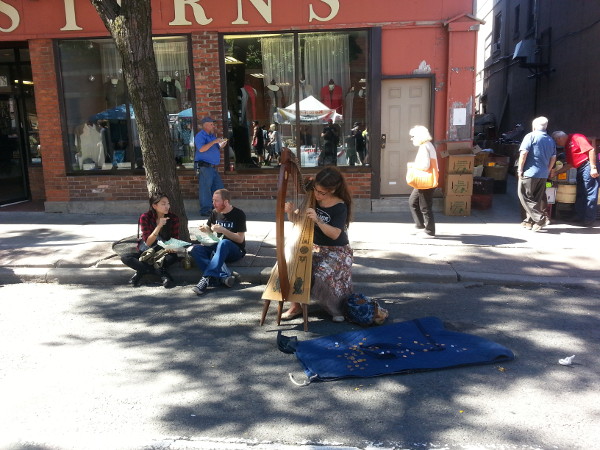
left=27, top=166, right=45, bottom=200
left=192, top=32, right=222, bottom=125
left=29, top=39, right=69, bottom=202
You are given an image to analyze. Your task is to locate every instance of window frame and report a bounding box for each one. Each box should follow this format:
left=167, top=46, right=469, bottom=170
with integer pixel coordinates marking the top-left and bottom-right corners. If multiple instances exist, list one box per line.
left=56, top=34, right=194, bottom=176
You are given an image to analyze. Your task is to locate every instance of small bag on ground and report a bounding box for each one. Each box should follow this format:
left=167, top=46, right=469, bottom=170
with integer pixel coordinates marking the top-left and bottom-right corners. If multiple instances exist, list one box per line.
left=344, top=293, right=389, bottom=326
left=138, top=246, right=169, bottom=269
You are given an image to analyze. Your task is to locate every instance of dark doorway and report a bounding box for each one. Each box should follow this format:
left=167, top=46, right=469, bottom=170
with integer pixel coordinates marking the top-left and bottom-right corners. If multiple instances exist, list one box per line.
left=0, top=94, right=27, bottom=203
left=0, top=44, right=37, bottom=206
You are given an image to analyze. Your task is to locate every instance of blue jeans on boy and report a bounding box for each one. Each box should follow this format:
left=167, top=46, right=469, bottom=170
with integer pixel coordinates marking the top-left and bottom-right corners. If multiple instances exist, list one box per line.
left=575, top=160, right=599, bottom=224
left=190, top=239, right=244, bottom=279
left=196, top=165, right=224, bottom=216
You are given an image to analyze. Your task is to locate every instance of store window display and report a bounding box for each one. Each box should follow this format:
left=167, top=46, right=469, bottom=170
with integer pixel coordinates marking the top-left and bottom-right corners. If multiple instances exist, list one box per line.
left=58, top=36, right=192, bottom=173
left=223, top=30, right=369, bottom=169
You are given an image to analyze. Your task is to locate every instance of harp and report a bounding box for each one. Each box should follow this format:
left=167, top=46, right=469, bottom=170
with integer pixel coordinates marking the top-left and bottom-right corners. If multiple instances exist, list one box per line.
left=261, top=148, right=314, bottom=332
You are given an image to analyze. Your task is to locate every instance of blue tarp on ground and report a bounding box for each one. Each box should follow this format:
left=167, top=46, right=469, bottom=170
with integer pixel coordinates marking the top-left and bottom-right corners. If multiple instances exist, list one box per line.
left=291, top=317, right=514, bottom=382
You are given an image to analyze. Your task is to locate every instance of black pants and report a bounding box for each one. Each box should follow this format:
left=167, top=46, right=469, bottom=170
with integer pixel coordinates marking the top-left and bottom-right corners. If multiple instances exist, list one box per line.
left=121, top=251, right=179, bottom=276
left=409, top=187, right=435, bottom=235
left=518, top=177, right=548, bottom=224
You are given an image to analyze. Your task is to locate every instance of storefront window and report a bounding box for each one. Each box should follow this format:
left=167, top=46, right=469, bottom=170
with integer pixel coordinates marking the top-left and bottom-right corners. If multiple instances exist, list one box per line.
left=57, top=36, right=193, bottom=173
left=223, top=30, right=369, bottom=169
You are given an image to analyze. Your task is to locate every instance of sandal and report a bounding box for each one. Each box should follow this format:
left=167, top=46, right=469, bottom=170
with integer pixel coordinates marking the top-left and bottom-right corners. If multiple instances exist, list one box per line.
left=281, top=310, right=302, bottom=321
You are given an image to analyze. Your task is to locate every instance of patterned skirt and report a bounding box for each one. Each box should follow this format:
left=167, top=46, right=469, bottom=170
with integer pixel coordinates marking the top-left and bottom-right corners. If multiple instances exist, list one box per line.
left=311, top=244, right=353, bottom=317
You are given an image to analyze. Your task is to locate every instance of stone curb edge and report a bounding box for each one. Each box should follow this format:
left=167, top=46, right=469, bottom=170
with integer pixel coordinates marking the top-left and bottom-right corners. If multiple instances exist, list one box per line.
left=1, top=267, right=598, bottom=289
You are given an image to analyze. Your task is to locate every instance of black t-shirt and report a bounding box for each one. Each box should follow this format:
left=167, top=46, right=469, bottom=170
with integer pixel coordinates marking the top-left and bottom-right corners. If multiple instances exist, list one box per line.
left=314, top=202, right=349, bottom=246
left=208, top=206, right=247, bottom=252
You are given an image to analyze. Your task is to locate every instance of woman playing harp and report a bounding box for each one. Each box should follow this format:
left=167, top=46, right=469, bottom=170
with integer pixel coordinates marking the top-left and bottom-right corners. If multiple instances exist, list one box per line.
left=282, top=166, right=354, bottom=322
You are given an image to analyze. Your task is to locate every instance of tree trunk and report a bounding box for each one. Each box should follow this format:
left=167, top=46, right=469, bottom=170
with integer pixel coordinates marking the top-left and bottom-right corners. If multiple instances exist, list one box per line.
left=90, top=0, right=190, bottom=241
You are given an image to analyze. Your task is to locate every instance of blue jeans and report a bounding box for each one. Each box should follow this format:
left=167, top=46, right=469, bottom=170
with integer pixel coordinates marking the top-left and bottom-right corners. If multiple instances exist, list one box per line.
left=575, top=160, right=599, bottom=223
left=190, top=239, right=244, bottom=279
left=196, top=165, right=224, bottom=215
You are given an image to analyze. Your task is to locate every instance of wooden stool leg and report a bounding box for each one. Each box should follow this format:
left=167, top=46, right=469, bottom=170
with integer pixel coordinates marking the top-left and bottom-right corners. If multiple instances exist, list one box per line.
left=302, top=304, right=309, bottom=332
left=276, top=301, right=284, bottom=326
left=260, top=300, right=271, bottom=326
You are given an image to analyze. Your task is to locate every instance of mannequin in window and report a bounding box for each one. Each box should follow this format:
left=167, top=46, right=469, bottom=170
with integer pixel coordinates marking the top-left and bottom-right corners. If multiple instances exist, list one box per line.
left=98, top=120, right=112, bottom=168
left=240, top=83, right=257, bottom=125
left=160, top=75, right=181, bottom=114
left=344, top=86, right=355, bottom=138
left=185, top=74, right=192, bottom=102
left=76, top=121, right=102, bottom=169
left=266, top=79, right=284, bottom=123
left=299, top=78, right=313, bottom=100
left=291, top=77, right=314, bottom=104
left=320, top=78, right=343, bottom=114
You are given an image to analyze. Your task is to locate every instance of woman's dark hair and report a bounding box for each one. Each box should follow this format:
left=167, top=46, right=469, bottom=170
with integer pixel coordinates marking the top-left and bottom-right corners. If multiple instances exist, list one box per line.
left=314, top=166, right=353, bottom=227
left=148, top=192, right=169, bottom=211
left=148, top=192, right=173, bottom=240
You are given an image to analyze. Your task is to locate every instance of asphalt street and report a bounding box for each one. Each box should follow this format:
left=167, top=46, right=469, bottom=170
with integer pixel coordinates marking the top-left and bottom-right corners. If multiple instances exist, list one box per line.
left=1, top=281, right=598, bottom=450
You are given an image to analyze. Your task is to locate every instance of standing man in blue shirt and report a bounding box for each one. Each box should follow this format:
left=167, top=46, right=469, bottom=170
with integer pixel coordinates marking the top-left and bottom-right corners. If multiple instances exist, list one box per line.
left=516, top=116, right=556, bottom=232
left=194, top=116, right=228, bottom=216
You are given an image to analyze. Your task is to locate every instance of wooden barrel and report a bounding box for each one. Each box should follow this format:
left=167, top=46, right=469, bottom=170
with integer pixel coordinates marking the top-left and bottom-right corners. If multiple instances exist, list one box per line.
left=556, top=184, right=576, bottom=204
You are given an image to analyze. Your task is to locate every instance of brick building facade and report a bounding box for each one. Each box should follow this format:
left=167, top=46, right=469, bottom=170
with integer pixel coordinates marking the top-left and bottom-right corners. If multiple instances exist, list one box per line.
left=0, top=1, right=478, bottom=212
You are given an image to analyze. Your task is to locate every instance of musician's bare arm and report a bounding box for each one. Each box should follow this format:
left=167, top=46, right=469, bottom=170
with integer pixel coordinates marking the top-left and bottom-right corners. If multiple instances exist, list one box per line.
left=284, top=201, right=300, bottom=223
left=306, top=207, right=342, bottom=240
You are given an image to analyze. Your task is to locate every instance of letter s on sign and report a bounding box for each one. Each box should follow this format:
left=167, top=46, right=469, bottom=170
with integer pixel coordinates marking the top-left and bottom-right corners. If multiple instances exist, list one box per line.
left=308, top=0, right=339, bottom=22
left=0, top=0, right=20, bottom=33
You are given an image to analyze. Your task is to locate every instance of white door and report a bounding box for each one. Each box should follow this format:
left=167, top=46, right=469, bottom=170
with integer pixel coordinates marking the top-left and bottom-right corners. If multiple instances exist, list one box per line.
left=380, top=78, right=431, bottom=195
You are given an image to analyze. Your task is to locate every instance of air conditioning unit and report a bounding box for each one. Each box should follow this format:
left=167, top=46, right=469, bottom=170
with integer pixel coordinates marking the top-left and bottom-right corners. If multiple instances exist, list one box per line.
left=513, top=39, right=540, bottom=66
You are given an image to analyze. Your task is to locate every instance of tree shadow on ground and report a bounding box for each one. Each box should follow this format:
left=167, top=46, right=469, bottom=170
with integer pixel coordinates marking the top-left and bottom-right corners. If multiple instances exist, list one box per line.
left=59, top=279, right=600, bottom=449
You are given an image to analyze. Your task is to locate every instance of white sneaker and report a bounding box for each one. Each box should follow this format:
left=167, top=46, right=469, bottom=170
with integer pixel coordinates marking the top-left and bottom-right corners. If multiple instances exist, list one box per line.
left=192, top=276, right=210, bottom=295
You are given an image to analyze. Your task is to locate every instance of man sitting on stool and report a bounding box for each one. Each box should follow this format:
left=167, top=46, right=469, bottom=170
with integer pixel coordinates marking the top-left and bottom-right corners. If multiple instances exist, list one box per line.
left=190, top=189, right=247, bottom=295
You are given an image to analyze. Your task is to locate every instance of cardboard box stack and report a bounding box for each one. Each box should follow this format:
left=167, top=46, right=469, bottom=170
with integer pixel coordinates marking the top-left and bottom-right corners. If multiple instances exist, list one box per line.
left=444, top=153, right=474, bottom=216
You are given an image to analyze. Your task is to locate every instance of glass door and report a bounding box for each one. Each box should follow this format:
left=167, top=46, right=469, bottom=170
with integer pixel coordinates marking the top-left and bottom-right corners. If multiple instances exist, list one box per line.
left=0, top=94, right=28, bottom=204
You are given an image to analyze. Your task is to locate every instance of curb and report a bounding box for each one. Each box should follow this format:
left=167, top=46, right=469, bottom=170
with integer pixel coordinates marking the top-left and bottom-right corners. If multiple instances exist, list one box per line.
left=1, top=266, right=599, bottom=289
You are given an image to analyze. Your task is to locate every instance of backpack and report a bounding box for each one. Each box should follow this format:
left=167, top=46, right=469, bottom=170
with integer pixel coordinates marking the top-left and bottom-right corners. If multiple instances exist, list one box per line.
left=344, top=293, right=389, bottom=326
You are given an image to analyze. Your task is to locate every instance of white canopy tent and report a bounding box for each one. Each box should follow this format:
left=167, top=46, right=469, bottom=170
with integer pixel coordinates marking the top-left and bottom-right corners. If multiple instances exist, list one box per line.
left=277, top=95, right=342, bottom=123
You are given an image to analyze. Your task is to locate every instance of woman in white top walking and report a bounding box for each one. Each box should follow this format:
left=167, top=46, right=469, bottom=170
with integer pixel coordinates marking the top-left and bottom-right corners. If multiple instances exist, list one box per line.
left=408, top=125, right=438, bottom=237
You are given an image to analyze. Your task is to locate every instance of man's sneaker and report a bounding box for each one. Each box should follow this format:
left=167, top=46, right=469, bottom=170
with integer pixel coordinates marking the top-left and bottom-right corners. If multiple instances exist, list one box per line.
left=532, top=223, right=543, bottom=232
left=220, top=275, right=235, bottom=288
left=192, top=276, right=210, bottom=295
left=521, top=220, right=533, bottom=229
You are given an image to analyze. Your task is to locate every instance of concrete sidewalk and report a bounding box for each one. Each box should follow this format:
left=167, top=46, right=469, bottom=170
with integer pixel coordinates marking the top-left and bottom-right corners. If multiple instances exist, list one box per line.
left=1, top=179, right=599, bottom=288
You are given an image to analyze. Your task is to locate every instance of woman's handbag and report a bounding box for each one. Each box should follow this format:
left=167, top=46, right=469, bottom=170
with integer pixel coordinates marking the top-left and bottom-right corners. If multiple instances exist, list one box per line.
left=406, top=157, right=439, bottom=190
